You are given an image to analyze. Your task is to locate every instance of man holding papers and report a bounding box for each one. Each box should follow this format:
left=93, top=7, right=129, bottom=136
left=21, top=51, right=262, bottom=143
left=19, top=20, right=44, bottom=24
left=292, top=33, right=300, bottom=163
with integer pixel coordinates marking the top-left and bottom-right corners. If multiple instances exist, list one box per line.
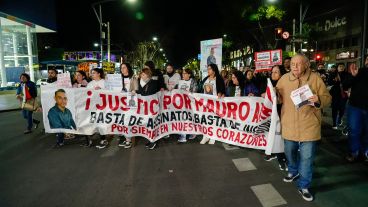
left=276, top=54, right=331, bottom=201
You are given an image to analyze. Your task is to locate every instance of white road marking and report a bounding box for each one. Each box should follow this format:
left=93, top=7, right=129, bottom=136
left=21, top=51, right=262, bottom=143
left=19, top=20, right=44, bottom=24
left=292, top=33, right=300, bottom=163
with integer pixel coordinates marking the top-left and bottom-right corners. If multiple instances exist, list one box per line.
left=251, top=183, right=287, bottom=207
left=232, top=158, right=257, bottom=171
left=222, top=143, right=240, bottom=150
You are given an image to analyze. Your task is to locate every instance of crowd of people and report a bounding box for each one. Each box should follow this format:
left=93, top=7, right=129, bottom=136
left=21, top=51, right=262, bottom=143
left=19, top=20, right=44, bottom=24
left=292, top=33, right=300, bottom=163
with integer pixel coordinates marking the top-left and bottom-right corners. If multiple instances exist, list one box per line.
left=15, top=53, right=368, bottom=202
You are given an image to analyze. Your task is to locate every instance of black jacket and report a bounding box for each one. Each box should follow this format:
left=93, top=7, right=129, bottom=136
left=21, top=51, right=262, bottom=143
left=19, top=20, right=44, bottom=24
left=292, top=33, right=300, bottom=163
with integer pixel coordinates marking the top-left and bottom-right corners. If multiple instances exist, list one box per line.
left=200, top=76, right=226, bottom=95
left=343, top=67, right=368, bottom=110
left=152, top=69, right=166, bottom=90
left=137, top=79, right=159, bottom=96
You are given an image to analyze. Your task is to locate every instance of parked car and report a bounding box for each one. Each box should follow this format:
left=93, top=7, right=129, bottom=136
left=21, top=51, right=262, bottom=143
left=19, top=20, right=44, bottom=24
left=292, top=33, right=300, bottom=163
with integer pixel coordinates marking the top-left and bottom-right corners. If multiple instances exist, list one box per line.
left=36, top=78, right=48, bottom=86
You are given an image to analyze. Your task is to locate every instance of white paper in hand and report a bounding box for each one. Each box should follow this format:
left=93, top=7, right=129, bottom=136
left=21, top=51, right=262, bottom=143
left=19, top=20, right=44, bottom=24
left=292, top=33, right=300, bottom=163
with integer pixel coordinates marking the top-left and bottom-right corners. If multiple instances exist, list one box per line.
left=290, top=84, right=314, bottom=109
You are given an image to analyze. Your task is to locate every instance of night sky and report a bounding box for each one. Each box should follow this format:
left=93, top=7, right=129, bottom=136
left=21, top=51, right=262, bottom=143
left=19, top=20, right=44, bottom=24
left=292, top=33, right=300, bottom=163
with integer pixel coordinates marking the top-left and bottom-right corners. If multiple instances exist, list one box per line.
left=53, top=0, right=349, bottom=67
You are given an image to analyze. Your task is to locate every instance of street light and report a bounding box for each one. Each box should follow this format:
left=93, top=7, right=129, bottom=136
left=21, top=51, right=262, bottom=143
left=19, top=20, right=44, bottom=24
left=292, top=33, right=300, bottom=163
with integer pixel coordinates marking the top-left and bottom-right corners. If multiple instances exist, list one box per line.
left=94, top=43, right=99, bottom=47
left=92, top=0, right=137, bottom=65
left=159, top=48, right=163, bottom=52
left=223, top=34, right=227, bottom=38
left=152, top=36, right=158, bottom=41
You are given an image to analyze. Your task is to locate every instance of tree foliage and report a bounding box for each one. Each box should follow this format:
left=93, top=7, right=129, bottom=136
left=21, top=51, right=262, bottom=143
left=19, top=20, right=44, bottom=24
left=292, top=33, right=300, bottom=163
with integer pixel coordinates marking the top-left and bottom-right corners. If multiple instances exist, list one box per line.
left=243, top=4, right=285, bottom=50
left=126, top=41, right=165, bottom=70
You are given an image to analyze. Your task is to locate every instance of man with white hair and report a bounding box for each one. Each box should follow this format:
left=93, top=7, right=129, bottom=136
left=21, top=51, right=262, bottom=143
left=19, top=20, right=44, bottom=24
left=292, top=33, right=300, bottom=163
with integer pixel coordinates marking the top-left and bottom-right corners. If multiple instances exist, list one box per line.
left=276, top=54, right=331, bottom=201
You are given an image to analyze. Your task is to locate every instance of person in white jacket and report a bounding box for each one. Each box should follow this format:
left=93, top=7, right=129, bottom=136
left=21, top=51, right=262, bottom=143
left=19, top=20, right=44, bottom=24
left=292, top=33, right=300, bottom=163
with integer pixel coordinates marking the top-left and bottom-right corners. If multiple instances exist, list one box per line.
left=86, top=68, right=107, bottom=149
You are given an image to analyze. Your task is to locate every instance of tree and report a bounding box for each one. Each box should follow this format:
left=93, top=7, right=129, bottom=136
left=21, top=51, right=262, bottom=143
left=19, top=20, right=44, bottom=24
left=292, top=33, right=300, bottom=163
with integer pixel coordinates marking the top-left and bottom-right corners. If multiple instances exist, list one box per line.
left=184, top=58, right=200, bottom=79
left=126, top=41, right=165, bottom=70
left=243, top=4, right=285, bottom=50
left=222, top=38, right=233, bottom=67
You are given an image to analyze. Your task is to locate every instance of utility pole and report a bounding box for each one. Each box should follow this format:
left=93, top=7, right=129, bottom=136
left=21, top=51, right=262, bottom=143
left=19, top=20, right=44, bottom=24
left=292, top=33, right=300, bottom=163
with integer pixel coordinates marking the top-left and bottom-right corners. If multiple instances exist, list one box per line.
left=299, top=3, right=302, bottom=51
left=299, top=1, right=309, bottom=53
left=293, top=19, right=296, bottom=53
left=107, top=21, right=111, bottom=62
left=99, top=5, right=104, bottom=66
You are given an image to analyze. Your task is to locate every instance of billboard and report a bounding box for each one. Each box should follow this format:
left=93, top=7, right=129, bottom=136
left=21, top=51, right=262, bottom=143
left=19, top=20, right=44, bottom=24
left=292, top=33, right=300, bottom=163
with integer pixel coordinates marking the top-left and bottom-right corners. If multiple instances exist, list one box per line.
left=200, top=38, right=222, bottom=79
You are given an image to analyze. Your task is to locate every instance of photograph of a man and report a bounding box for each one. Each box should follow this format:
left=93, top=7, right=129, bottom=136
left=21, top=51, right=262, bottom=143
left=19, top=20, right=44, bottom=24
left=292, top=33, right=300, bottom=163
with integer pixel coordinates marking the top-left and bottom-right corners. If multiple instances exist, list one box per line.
left=48, top=89, right=76, bottom=130
left=207, top=47, right=216, bottom=66
left=128, top=95, right=136, bottom=107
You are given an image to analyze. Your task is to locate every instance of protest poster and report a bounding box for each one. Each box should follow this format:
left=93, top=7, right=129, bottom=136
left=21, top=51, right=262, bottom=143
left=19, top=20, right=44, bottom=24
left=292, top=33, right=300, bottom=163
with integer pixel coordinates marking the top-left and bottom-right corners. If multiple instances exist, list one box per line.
left=254, top=49, right=282, bottom=72
left=178, top=80, right=191, bottom=92
left=200, top=38, right=222, bottom=79
left=290, top=84, right=314, bottom=109
left=105, top=74, right=123, bottom=91
left=56, top=72, right=72, bottom=88
left=41, top=80, right=282, bottom=154
left=102, top=62, right=115, bottom=73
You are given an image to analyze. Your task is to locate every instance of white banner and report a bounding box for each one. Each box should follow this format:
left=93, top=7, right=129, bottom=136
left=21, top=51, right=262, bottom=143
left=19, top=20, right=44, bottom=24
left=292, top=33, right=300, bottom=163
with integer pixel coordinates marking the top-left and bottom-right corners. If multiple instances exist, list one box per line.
left=41, top=80, right=282, bottom=154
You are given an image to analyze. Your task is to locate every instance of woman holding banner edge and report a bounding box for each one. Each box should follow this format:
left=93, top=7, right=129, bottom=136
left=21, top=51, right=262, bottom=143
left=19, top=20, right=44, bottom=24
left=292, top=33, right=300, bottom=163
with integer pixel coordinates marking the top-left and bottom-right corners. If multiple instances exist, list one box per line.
left=176, top=68, right=198, bottom=143
left=118, top=63, right=138, bottom=149
left=86, top=68, right=108, bottom=149
left=137, top=68, right=160, bottom=150
left=200, top=64, right=225, bottom=144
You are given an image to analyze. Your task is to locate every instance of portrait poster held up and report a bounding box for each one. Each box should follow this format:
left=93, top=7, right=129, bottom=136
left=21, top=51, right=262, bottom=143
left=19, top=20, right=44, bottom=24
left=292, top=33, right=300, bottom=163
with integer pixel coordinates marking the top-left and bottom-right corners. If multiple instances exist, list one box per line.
left=200, top=38, right=222, bottom=79
left=41, top=79, right=283, bottom=155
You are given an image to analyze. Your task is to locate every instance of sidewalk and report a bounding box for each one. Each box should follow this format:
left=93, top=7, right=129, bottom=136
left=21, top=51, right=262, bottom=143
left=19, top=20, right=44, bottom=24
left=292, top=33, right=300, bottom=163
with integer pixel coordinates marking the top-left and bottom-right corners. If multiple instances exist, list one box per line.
left=0, top=94, right=20, bottom=112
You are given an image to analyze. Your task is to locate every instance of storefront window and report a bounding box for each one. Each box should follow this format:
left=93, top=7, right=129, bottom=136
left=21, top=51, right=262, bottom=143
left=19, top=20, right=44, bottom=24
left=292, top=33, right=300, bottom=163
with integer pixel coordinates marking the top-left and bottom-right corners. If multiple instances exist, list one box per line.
left=0, top=16, right=38, bottom=86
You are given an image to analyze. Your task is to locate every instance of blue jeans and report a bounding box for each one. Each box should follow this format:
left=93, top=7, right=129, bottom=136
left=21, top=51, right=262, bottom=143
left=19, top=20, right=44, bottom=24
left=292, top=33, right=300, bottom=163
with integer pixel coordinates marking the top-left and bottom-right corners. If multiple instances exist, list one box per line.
left=347, top=105, right=368, bottom=157
left=284, top=139, right=317, bottom=189
left=22, top=110, right=33, bottom=130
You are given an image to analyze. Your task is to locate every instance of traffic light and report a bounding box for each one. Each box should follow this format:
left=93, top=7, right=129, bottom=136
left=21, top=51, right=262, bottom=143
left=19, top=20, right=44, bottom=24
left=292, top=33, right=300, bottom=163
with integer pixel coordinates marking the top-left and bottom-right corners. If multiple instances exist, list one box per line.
left=316, top=54, right=322, bottom=61
left=275, top=28, right=283, bottom=40
left=316, top=54, right=322, bottom=62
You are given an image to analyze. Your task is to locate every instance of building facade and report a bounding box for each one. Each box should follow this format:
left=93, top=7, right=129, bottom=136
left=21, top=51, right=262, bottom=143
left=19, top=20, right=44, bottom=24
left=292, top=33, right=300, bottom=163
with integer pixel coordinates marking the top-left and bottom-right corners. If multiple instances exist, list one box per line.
left=0, top=12, right=55, bottom=87
left=305, top=3, right=363, bottom=69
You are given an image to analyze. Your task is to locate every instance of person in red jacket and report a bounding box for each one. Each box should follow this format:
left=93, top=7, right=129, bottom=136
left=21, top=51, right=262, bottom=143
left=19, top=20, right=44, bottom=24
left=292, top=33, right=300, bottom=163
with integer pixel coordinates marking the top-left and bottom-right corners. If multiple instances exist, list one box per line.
left=16, top=73, right=40, bottom=134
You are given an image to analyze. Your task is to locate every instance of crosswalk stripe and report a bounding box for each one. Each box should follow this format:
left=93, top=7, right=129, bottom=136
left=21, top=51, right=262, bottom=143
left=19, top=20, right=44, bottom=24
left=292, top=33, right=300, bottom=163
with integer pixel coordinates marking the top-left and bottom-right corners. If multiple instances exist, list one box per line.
left=222, top=143, right=240, bottom=150
left=232, top=158, right=257, bottom=171
left=251, top=183, right=287, bottom=207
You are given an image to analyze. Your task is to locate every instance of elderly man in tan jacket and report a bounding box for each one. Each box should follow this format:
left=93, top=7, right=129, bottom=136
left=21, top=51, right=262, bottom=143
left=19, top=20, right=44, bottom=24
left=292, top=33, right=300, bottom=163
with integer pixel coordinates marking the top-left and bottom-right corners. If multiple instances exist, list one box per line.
left=276, top=54, right=331, bottom=201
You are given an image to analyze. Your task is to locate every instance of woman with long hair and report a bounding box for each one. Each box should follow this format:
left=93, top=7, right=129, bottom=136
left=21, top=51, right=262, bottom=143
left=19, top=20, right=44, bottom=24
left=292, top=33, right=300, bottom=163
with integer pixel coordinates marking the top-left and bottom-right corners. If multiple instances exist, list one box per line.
left=226, top=70, right=245, bottom=97
left=118, top=63, right=138, bottom=149
left=137, top=68, right=160, bottom=149
left=177, top=68, right=198, bottom=143
left=73, top=70, right=89, bottom=88
left=86, top=68, right=108, bottom=149
left=200, top=64, right=225, bottom=144
left=144, top=60, right=165, bottom=91
left=16, top=73, right=40, bottom=134
left=244, top=69, right=260, bottom=96
left=264, top=65, right=288, bottom=171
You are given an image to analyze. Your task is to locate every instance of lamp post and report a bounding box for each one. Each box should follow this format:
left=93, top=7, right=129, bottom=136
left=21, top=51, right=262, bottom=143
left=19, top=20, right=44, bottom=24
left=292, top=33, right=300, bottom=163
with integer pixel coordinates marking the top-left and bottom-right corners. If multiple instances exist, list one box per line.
left=92, top=0, right=137, bottom=66
left=92, top=1, right=113, bottom=66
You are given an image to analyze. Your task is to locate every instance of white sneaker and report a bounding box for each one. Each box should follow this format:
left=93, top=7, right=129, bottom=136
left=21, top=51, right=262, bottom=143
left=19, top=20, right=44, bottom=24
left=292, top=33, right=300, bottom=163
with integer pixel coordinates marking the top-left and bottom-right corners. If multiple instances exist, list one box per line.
left=96, top=140, right=108, bottom=149
left=200, top=136, right=210, bottom=144
left=208, top=139, right=215, bottom=145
